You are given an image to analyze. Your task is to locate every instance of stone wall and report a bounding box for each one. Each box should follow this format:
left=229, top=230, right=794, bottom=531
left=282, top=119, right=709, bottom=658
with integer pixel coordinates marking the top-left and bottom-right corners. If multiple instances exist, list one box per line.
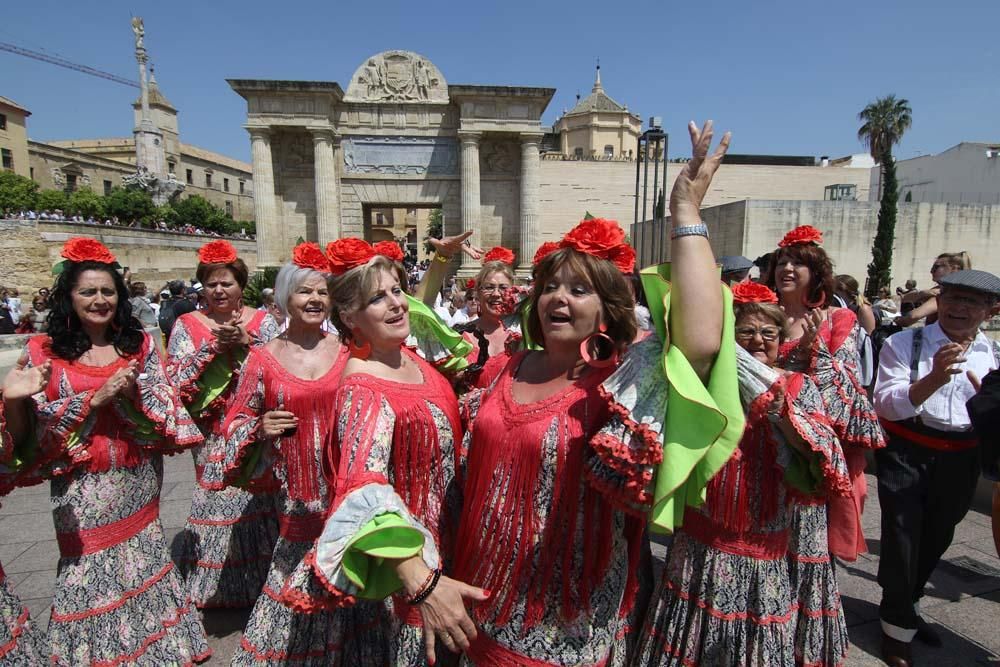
left=632, top=200, right=1000, bottom=288
left=537, top=160, right=874, bottom=243
left=0, top=219, right=257, bottom=293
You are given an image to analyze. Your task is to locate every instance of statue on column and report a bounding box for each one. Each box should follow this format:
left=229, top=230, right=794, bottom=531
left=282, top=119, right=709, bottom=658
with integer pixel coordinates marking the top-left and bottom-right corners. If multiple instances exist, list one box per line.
left=131, top=17, right=144, bottom=50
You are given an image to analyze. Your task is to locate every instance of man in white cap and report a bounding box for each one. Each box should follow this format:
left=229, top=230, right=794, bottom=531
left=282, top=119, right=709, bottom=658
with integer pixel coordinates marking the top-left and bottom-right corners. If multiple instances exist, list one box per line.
left=873, top=269, right=1000, bottom=666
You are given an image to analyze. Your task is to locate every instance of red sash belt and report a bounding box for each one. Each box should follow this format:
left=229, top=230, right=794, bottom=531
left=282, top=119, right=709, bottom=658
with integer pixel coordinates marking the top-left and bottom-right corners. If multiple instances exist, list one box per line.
left=467, top=632, right=608, bottom=667
left=56, top=498, right=160, bottom=557
left=880, top=418, right=978, bottom=452
left=682, top=512, right=788, bottom=560
left=278, top=512, right=325, bottom=543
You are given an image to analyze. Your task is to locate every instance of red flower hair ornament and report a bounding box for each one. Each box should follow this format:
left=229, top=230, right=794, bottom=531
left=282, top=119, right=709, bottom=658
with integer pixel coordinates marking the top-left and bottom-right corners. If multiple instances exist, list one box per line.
left=325, top=238, right=376, bottom=276
left=465, top=278, right=476, bottom=291
left=54, top=237, right=119, bottom=274
left=198, top=240, right=239, bottom=265
left=559, top=218, right=636, bottom=273
left=372, top=241, right=405, bottom=263
left=778, top=225, right=823, bottom=248
left=483, top=246, right=516, bottom=265
left=731, top=281, right=779, bottom=304
left=292, top=242, right=332, bottom=273
left=533, top=241, right=560, bottom=265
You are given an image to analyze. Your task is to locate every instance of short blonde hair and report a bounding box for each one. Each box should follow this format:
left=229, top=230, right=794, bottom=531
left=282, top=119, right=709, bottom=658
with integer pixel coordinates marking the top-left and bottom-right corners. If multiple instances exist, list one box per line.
left=329, top=256, right=408, bottom=342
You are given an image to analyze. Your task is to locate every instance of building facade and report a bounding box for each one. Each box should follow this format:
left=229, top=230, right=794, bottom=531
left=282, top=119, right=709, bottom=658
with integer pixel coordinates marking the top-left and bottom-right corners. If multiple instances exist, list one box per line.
left=876, top=142, right=1000, bottom=205
left=0, top=96, right=31, bottom=178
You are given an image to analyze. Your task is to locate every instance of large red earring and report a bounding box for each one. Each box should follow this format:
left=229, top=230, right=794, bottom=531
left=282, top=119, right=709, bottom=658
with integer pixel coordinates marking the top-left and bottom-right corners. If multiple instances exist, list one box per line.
left=348, top=333, right=371, bottom=360
left=580, top=323, right=618, bottom=368
left=803, top=289, right=826, bottom=309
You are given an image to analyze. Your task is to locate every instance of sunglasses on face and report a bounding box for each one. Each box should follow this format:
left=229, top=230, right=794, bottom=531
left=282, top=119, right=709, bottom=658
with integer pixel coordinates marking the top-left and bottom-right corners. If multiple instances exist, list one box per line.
left=479, top=284, right=511, bottom=295
left=735, top=325, right=781, bottom=341
left=931, top=263, right=948, bottom=272
left=939, top=292, right=991, bottom=308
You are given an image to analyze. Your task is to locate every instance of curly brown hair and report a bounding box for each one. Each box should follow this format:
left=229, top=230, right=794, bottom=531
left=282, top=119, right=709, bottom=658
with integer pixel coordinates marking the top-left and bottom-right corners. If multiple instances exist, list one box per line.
left=764, top=244, right=837, bottom=308
left=526, top=248, right=636, bottom=354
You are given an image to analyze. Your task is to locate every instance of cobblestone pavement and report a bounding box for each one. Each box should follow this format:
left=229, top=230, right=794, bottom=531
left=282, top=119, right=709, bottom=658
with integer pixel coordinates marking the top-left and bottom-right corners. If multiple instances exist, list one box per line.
left=2, top=454, right=998, bottom=665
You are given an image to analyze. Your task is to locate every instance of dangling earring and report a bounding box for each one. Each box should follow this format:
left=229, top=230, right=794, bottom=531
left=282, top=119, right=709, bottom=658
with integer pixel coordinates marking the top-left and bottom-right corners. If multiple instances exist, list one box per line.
left=803, top=288, right=826, bottom=309
left=348, top=331, right=371, bottom=360
left=580, top=323, right=618, bottom=368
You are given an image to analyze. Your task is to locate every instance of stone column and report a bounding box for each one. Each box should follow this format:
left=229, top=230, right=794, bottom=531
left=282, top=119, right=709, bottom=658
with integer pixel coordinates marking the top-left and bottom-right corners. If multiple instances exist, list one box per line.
left=517, top=133, right=543, bottom=276
left=311, top=128, right=341, bottom=245
left=248, top=127, right=280, bottom=266
left=459, top=131, right=482, bottom=275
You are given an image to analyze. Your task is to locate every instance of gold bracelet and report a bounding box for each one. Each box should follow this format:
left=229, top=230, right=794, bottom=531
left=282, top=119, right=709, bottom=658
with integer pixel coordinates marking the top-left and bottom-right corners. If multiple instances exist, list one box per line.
left=434, top=254, right=450, bottom=264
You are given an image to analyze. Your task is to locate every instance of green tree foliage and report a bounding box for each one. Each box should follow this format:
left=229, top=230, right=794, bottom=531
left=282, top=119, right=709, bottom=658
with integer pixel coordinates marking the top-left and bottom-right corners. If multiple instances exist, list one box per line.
left=243, top=266, right=280, bottom=307
left=67, top=188, right=105, bottom=219
left=36, top=189, right=69, bottom=213
left=0, top=171, right=39, bottom=214
left=103, top=187, right=155, bottom=223
left=423, top=208, right=443, bottom=254
left=858, top=94, right=913, bottom=298
left=171, top=195, right=231, bottom=233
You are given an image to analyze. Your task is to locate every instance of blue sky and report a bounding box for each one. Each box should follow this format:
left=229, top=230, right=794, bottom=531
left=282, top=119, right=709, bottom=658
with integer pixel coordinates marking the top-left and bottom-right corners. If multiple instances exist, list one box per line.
left=1, top=0, right=996, bottom=164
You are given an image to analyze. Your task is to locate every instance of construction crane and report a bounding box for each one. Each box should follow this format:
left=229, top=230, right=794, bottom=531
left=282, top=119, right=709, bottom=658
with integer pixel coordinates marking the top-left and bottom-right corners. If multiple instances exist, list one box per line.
left=0, top=41, right=138, bottom=89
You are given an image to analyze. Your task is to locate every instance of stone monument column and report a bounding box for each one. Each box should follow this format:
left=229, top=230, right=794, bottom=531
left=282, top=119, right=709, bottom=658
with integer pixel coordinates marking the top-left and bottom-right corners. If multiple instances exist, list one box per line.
left=310, top=128, right=341, bottom=244
left=459, top=131, right=482, bottom=275
left=248, top=127, right=280, bottom=266
left=517, top=133, right=543, bottom=276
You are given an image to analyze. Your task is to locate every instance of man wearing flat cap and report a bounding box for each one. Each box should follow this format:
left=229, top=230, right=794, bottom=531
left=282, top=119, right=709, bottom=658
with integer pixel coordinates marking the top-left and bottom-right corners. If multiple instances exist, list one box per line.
left=718, top=255, right=754, bottom=283
left=873, top=269, right=1000, bottom=666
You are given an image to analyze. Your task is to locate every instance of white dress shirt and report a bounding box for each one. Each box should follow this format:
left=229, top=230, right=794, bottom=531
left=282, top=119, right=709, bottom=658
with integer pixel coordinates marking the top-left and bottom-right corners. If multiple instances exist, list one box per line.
left=873, top=322, right=999, bottom=431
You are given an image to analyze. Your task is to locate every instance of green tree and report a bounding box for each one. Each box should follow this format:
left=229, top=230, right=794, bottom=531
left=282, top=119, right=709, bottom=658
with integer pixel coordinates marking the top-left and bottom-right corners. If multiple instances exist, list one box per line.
left=171, top=195, right=230, bottom=233
left=423, top=208, right=443, bottom=254
left=243, top=267, right=280, bottom=307
left=36, top=189, right=69, bottom=213
left=858, top=94, right=912, bottom=298
left=0, top=171, right=39, bottom=214
left=67, top=188, right=105, bottom=220
left=104, top=187, right=155, bottom=223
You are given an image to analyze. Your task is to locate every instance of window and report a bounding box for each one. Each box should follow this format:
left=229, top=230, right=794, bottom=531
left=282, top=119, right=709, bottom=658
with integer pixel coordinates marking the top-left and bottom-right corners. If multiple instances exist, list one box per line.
left=239, top=180, right=245, bottom=195
left=104, top=180, right=113, bottom=196
left=824, top=184, right=857, bottom=201
left=65, top=174, right=77, bottom=193
left=0, top=113, right=6, bottom=130
left=224, top=177, right=230, bottom=192
left=225, top=201, right=233, bottom=217
left=186, top=169, right=193, bottom=184
left=29, top=167, right=34, bottom=179
left=167, top=160, right=175, bottom=174
left=574, top=147, right=584, bottom=158
left=604, top=145, right=614, bottom=158
left=205, top=172, right=213, bottom=188
left=1, top=149, right=12, bottom=170
left=376, top=213, right=385, bottom=226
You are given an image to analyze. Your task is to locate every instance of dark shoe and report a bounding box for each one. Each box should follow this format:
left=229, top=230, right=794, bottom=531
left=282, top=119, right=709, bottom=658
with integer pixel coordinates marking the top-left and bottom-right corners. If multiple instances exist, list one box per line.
left=881, top=632, right=914, bottom=667
left=915, top=617, right=942, bottom=647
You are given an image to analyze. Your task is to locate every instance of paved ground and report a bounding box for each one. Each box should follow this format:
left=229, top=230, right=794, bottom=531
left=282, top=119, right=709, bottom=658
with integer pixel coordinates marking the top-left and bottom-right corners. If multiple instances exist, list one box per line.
left=2, top=453, right=998, bottom=666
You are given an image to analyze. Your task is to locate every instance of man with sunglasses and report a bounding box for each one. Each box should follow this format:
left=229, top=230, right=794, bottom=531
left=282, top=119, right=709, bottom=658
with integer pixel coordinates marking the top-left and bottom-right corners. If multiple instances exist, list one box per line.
left=872, top=269, right=1000, bottom=666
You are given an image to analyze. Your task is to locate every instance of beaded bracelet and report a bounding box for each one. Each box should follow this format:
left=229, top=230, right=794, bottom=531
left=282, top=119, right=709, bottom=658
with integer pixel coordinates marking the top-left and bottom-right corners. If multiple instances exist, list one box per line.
left=406, top=567, right=442, bottom=606
left=670, top=223, right=709, bottom=240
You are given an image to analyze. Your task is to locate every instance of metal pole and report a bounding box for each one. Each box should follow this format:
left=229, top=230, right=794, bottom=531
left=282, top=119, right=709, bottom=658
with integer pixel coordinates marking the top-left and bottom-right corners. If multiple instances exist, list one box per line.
left=634, top=134, right=642, bottom=259
left=641, top=135, right=650, bottom=266
left=660, top=133, right=669, bottom=262
left=651, top=135, right=661, bottom=263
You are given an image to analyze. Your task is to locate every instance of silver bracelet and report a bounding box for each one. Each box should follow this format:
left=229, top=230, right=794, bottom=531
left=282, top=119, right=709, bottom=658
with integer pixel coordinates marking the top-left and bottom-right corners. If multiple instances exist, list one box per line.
left=671, top=223, right=709, bottom=240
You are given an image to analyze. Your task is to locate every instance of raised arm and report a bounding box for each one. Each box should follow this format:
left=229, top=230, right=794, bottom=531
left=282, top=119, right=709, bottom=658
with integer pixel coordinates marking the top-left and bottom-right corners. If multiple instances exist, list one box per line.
left=415, top=231, right=481, bottom=306
left=669, top=120, right=731, bottom=381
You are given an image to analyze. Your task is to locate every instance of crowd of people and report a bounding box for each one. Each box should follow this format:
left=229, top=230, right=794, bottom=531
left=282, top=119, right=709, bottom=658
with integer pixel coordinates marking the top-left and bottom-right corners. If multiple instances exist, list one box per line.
left=2, top=208, right=253, bottom=239
left=0, top=120, right=998, bottom=667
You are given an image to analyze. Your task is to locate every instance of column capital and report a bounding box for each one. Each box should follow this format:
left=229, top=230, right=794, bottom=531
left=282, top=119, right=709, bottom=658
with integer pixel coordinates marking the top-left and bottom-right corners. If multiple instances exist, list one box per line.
left=458, top=130, right=482, bottom=144
left=245, top=125, right=271, bottom=140
left=519, top=132, right=545, bottom=145
left=308, top=127, right=337, bottom=143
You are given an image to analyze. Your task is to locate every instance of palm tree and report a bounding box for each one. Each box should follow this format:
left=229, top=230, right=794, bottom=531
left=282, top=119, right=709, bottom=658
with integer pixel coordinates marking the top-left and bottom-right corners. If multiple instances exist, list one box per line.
left=858, top=95, right=913, bottom=298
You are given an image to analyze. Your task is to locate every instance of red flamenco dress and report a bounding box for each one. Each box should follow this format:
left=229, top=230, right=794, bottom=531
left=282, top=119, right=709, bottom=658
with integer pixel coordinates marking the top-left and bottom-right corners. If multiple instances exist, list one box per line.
left=452, top=339, right=666, bottom=667
left=200, top=341, right=351, bottom=666
left=21, top=332, right=210, bottom=666
left=0, top=401, right=47, bottom=664
left=167, top=309, right=281, bottom=608
left=778, top=307, right=885, bottom=667
left=280, top=346, right=464, bottom=666
left=635, top=347, right=853, bottom=666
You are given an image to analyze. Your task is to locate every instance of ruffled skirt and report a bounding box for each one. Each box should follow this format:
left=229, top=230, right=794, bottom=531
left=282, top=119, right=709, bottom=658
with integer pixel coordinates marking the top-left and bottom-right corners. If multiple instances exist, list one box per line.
left=0, top=566, right=47, bottom=665
left=178, top=447, right=278, bottom=608
left=787, top=502, right=849, bottom=667
left=636, top=530, right=796, bottom=666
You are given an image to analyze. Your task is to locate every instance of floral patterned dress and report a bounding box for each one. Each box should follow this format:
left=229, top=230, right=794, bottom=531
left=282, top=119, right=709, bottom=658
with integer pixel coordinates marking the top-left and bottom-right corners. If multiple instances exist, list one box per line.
left=22, top=332, right=210, bottom=666
left=167, top=309, right=281, bottom=608
left=200, top=340, right=350, bottom=666
left=0, top=402, right=48, bottom=664
left=453, top=340, right=664, bottom=667
left=778, top=307, right=885, bottom=667
left=280, top=346, right=463, bottom=666
left=636, top=348, right=852, bottom=666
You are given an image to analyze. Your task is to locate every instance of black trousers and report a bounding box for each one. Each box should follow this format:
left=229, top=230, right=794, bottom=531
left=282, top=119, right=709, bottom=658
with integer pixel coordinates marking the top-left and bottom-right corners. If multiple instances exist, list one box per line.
left=875, top=433, right=980, bottom=631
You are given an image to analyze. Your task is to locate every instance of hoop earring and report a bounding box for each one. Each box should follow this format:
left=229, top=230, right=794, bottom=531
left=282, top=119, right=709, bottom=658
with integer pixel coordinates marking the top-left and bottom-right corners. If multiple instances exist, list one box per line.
left=348, top=333, right=371, bottom=360
left=580, top=323, right=618, bottom=368
left=803, top=289, right=826, bottom=309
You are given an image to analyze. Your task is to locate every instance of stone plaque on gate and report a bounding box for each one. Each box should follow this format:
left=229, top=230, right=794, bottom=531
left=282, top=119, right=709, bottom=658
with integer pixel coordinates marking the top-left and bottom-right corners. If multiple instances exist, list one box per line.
left=342, top=136, right=458, bottom=175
